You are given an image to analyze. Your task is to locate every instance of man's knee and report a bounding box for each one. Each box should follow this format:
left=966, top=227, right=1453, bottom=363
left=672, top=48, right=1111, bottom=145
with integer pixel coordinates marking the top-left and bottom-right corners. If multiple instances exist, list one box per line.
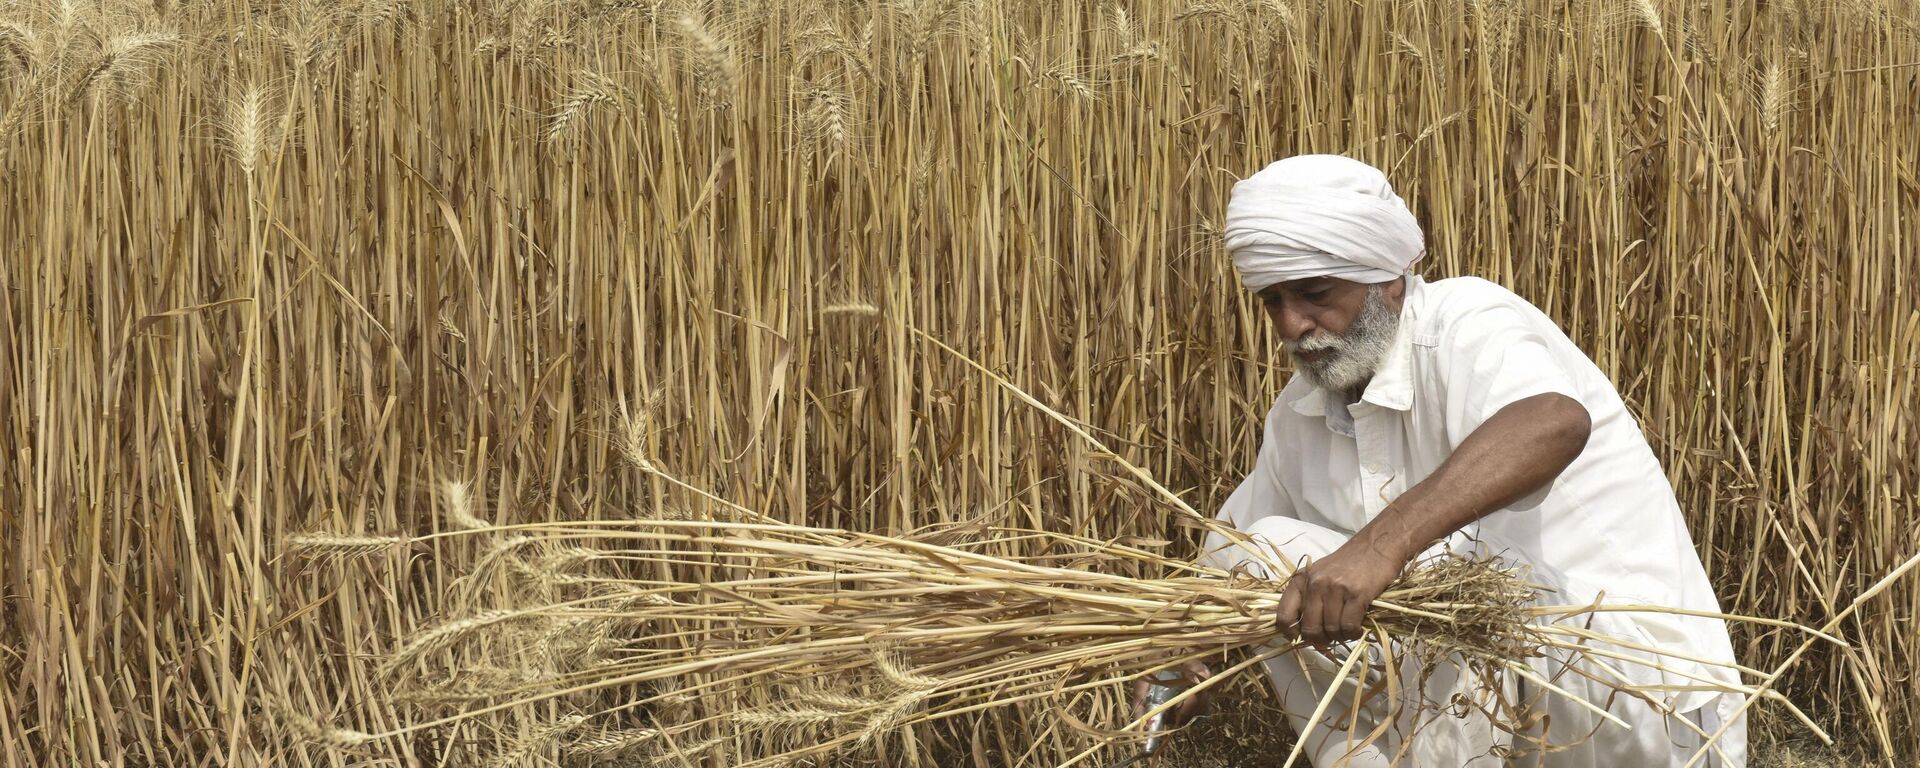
left=1202, top=515, right=1350, bottom=577
left=1244, top=516, right=1350, bottom=568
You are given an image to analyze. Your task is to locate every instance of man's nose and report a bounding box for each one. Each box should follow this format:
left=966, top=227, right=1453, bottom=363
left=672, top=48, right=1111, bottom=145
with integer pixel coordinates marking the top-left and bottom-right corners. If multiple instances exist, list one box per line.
left=1270, top=300, right=1315, bottom=341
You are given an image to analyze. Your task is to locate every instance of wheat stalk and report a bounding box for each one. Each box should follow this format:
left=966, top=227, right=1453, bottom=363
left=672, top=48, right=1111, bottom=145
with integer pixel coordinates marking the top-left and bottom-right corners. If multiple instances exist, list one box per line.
left=222, top=84, right=275, bottom=175
left=379, top=610, right=534, bottom=680
left=567, top=726, right=662, bottom=756
left=486, top=715, right=588, bottom=767
left=676, top=12, right=733, bottom=108
left=545, top=70, right=622, bottom=145
left=285, top=533, right=408, bottom=563
left=1759, top=60, right=1787, bottom=134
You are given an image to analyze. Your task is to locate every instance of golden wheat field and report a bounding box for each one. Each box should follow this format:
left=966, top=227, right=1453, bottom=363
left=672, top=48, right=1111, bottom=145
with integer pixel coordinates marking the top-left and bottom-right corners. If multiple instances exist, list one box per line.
left=3, top=0, right=1919, bottom=765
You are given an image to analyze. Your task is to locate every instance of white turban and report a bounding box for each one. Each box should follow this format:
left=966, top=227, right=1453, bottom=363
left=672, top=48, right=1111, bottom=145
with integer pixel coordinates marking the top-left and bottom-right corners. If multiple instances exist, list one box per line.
left=1223, top=155, right=1425, bottom=292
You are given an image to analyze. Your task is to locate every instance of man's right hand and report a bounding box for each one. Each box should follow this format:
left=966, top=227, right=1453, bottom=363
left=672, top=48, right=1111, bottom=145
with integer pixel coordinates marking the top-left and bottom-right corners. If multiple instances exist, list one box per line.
left=1273, top=536, right=1406, bottom=647
left=1128, top=660, right=1214, bottom=727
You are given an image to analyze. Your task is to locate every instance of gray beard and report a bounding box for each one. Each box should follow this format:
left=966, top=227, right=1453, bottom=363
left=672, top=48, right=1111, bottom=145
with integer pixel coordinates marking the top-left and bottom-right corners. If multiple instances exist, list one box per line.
left=1284, top=284, right=1400, bottom=394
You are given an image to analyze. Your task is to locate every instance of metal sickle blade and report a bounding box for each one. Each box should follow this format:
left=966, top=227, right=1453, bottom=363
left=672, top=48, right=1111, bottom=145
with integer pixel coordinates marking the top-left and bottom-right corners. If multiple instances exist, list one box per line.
left=1100, top=752, right=1146, bottom=768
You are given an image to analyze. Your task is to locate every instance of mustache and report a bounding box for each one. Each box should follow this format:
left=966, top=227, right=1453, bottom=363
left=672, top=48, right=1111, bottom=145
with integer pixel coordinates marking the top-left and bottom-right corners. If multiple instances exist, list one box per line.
left=1285, top=332, right=1346, bottom=353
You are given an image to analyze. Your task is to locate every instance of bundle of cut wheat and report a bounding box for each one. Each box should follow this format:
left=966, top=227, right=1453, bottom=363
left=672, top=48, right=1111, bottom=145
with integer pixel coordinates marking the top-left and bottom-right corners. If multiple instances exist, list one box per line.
left=287, top=505, right=1812, bottom=767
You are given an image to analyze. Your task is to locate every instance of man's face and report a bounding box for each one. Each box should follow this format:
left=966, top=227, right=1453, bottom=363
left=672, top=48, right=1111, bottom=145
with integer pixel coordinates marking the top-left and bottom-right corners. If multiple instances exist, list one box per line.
left=1258, top=277, right=1405, bottom=392
left=1257, top=277, right=1375, bottom=344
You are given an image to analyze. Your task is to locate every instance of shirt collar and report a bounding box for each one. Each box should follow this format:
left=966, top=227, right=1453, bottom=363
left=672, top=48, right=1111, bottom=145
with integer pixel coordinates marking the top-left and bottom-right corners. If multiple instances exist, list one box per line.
left=1285, top=275, right=1422, bottom=417
left=1288, top=386, right=1328, bottom=417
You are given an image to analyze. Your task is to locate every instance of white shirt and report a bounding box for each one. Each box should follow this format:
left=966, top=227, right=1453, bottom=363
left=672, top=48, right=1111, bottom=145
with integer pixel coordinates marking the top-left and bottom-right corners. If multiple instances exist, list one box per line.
left=1208, top=274, right=1739, bottom=712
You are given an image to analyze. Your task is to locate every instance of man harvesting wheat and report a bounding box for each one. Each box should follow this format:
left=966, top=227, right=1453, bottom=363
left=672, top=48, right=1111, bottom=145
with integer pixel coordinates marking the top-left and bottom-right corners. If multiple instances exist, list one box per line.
left=1139, top=155, right=1746, bottom=766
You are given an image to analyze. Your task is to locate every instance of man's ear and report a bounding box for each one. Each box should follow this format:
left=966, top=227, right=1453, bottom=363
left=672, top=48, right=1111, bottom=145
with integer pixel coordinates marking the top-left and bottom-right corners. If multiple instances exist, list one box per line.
left=1383, top=275, right=1408, bottom=311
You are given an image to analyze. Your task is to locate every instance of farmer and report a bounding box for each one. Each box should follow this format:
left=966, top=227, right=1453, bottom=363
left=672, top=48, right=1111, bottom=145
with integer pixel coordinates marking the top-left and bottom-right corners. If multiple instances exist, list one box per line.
left=1136, top=155, right=1746, bottom=766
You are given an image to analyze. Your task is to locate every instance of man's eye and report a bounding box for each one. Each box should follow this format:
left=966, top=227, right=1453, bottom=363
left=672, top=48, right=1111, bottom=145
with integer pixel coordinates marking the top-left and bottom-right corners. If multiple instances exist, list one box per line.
left=1302, top=290, right=1329, bottom=301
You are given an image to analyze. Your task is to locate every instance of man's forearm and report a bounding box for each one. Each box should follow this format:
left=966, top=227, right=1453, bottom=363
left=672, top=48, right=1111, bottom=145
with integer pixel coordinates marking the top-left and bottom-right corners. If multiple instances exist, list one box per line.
left=1350, top=393, right=1593, bottom=565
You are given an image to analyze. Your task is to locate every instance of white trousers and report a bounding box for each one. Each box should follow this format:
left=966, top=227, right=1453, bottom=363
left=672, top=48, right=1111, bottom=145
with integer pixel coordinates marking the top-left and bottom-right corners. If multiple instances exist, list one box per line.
left=1229, top=516, right=1748, bottom=768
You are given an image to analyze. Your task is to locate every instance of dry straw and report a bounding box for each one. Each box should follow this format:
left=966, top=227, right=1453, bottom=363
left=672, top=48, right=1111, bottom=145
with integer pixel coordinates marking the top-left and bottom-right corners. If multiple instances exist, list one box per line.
left=287, top=509, right=1830, bottom=767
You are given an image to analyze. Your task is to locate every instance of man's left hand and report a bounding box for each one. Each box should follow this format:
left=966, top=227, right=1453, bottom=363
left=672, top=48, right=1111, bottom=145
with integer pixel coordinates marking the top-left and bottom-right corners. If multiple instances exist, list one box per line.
left=1273, top=539, right=1406, bottom=646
